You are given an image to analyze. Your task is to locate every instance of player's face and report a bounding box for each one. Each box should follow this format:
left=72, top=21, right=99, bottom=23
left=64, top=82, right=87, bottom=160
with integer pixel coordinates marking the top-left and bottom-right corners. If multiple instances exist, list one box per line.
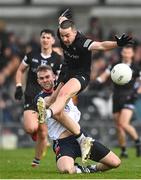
left=59, top=27, right=77, bottom=46
left=37, top=70, right=55, bottom=91
left=121, top=47, right=134, bottom=61
left=40, top=33, right=55, bottom=49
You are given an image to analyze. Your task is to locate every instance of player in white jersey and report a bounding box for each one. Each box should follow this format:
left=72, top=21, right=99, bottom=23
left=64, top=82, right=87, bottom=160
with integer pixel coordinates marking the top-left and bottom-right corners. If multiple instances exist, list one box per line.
left=48, top=98, right=81, bottom=140
left=36, top=65, right=121, bottom=174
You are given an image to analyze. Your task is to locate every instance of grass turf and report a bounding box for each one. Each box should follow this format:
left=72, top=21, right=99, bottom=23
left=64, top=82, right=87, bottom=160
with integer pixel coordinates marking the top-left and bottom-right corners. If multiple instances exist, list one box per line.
left=0, top=147, right=141, bottom=179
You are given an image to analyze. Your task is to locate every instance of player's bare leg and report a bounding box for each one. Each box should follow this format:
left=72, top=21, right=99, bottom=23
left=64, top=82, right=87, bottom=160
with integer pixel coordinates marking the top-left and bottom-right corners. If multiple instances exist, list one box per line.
left=56, top=151, right=120, bottom=174
left=34, top=123, right=47, bottom=159
left=93, top=151, right=121, bottom=171
left=114, top=112, right=128, bottom=158
left=23, top=110, right=48, bottom=166
left=119, top=109, right=141, bottom=156
left=119, top=109, right=138, bottom=139
left=49, top=78, right=81, bottom=115
left=23, top=110, right=39, bottom=140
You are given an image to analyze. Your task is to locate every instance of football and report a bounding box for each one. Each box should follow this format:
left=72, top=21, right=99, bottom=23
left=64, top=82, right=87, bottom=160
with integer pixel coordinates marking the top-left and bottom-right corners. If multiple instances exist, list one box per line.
left=110, top=63, right=132, bottom=85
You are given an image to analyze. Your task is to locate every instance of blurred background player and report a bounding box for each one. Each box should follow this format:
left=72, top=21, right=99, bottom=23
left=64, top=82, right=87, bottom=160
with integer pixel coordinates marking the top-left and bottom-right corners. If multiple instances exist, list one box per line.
left=14, top=29, right=62, bottom=166
left=89, top=45, right=141, bottom=158
left=36, top=65, right=121, bottom=174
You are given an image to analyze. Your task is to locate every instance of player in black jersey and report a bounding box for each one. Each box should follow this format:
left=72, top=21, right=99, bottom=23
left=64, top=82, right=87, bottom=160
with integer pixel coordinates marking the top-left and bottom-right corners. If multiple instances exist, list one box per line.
left=14, top=29, right=62, bottom=167
left=90, top=45, right=141, bottom=158
left=37, top=9, right=133, bottom=163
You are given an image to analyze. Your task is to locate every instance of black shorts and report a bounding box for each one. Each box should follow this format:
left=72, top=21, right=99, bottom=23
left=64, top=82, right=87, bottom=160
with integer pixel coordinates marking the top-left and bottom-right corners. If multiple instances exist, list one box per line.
left=24, top=95, right=36, bottom=111
left=57, top=70, right=90, bottom=93
left=53, top=135, right=110, bottom=162
left=113, top=95, right=135, bottom=113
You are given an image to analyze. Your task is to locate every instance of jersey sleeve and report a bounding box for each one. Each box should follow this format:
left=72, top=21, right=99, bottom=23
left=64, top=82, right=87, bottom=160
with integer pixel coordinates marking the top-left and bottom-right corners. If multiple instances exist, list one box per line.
left=76, top=34, right=93, bottom=51
left=22, top=52, right=32, bottom=66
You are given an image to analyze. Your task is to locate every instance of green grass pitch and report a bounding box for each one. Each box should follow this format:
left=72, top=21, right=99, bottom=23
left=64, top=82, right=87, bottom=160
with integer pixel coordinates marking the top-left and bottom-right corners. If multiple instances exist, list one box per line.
left=0, top=147, right=141, bottom=179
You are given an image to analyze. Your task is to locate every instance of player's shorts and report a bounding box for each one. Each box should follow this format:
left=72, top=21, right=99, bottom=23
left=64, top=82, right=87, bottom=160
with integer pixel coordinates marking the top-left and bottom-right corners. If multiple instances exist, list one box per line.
left=53, top=135, right=110, bottom=162
left=57, top=70, right=90, bottom=93
left=24, top=95, right=36, bottom=111
left=113, top=94, right=135, bottom=113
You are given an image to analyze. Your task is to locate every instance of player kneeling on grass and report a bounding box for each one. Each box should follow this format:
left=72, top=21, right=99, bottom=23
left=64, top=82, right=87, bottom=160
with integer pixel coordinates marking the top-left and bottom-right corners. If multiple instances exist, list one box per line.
left=36, top=65, right=121, bottom=174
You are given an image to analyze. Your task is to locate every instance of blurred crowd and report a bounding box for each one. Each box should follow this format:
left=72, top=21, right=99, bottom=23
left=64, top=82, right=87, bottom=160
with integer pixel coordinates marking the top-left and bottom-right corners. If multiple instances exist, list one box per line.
left=0, top=16, right=141, bottom=129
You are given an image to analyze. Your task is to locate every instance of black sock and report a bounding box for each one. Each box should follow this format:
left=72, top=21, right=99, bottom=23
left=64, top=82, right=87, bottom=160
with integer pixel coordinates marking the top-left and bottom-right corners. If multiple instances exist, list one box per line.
left=74, top=129, right=86, bottom=144
left=75, top=130, right=83, bottom=139
left=135, top=139, right=140, bottom=145
left=32, top=157, right=40, bottom=165
left=121, top=146, right=126, bottom=153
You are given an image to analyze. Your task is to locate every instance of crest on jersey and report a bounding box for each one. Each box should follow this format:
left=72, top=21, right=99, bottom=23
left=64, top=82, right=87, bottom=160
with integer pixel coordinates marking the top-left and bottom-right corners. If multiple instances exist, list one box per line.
left=41, top=60, right=47, bottom=65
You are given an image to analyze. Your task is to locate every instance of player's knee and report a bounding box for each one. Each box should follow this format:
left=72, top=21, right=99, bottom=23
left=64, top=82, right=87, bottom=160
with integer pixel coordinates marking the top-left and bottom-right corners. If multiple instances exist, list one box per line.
left=116, top=123, right=123, bottom=131
left=59, top=166, right=75, bottom=174
left=120, top=123, right=127, bottom=130
left=24, top=127, right=37, bottom=134
left=112, top=157, right=121, bottom=168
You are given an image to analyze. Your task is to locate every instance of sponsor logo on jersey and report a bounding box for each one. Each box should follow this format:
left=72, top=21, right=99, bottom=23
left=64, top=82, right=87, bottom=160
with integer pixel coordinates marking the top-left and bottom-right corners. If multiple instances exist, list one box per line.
left=32, top=58, right=39, bottom=63
left=64, top=50, right=79, bottom=60
left=81, top=76, right=86, bottom=81
left=41, top=60, right=47, bottom=65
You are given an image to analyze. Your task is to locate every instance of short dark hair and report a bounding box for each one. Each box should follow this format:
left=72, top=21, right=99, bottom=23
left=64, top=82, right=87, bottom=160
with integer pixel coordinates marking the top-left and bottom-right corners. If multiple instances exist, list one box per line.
left=59, top=20, right=75, bottom=29
left=122, top=44, right=135, bottom=51
left=40, top=29, right=55, bottom=37
left=36, top=65, right=53, bottom=74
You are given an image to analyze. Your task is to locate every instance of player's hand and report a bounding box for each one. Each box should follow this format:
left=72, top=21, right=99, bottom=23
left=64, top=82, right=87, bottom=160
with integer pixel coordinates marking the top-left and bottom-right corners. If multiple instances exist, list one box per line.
left=15, top=86, right=23, bottom=100
left=115, top=34, right=133, bottom=47
left=60, top=8, right=72, bottom=19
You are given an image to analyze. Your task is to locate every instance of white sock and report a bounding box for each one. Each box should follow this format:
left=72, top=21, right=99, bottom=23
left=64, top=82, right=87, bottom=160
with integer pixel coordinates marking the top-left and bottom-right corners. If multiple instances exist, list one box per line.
left=76, top=133, right=85, bottom=144
left=46, top=109, right=52, bottom=119
left=91, top=164, right=97, bottom=171
left=75, top=166, right=82, bottom=173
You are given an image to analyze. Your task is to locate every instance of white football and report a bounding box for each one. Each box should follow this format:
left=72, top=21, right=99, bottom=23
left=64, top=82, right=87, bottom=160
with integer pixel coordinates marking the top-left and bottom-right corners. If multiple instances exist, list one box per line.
left=110, top=63, right=132, bottom=85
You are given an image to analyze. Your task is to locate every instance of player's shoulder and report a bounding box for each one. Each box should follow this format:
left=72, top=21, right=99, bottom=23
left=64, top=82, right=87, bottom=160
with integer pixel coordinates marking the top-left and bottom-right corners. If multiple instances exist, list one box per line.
left=34, top=91, right=50, bottom=103
left=51, top=50, right=63, bottom=63
left=26, top=48, right=41, bottom=57
left=75, top=31, right=93, bottom=48
left=52, top=50, right=62, bottom=58
left=76, top=31, right=88, bottom=41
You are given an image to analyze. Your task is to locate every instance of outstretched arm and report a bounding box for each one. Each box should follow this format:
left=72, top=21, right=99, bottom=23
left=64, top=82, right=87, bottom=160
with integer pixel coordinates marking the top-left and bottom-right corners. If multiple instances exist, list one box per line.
left=89, top=41, right=117, bottom=51
left=88, top=34, right=133, bottom=51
